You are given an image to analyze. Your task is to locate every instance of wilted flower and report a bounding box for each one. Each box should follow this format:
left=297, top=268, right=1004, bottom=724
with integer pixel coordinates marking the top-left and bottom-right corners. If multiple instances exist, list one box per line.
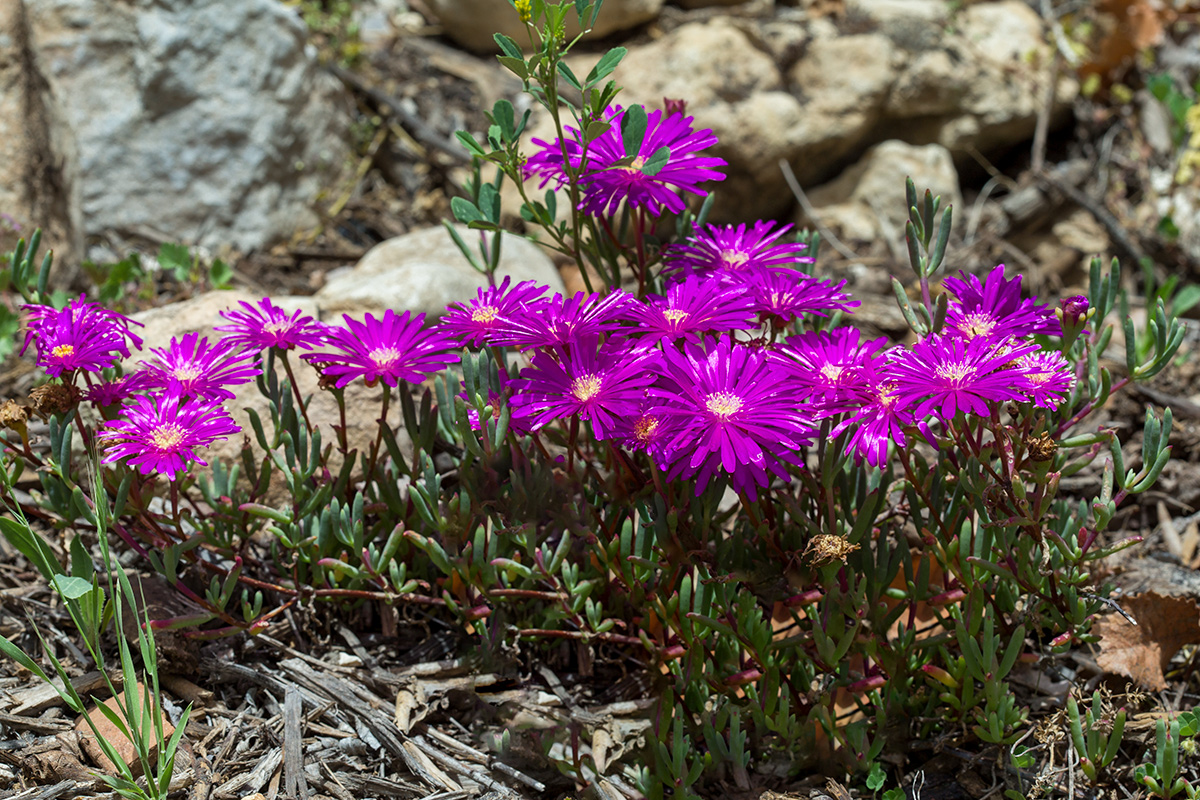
left=86, top=371, right=154, bottom=409
left=98, top=387, right=240, bottom=481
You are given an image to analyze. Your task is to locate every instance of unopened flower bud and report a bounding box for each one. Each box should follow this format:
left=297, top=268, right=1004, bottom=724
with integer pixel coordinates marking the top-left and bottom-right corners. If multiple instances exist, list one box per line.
left=1056, top=294, right=1094, bottom=348
left=663, top=97, right=687, bottom=116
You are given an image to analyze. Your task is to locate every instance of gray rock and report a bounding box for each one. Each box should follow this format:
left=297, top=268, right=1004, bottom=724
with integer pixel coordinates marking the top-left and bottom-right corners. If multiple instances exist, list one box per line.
left=427, top=0, right=663, bottom=53
left=803, top=140, right=962, bottom=243
left=0, top=2, right=83, bottom=278
left=24, top=0, right=350, bottom=253
left=315, top=225, right=565, bottom=320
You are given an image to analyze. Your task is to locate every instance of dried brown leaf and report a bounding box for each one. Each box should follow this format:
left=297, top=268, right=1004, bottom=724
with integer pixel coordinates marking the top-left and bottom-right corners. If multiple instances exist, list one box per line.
left=1096, top=592, right=1200, bottom=690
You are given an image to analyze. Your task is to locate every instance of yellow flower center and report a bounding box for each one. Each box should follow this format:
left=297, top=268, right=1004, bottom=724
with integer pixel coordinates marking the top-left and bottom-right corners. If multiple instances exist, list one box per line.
left=471, top=305, right=500, bottom=324
left=820, top=363, right=844, bottom=382
left=634, top=416, right=659, bottom=442
left=51, top=344, right=75, bottom=359
left=370, top=346, right=402, bottom=369
left=934, top=361, right=974, bottom=386
left=720, top=250, right=749, bottom=269
left=571, top=374, right=602, bottom=402
left=876, top=382, right=899, bottom=407
left=705, top=391, right=743, bottom=419
left=263, top=319, right=292, bottom=334
left=150, top=423, right=185, bottom=451
left=663, top=308, right=689, bottom=324
left=959, top=312, right=998, bottom=339
left=172, top=364, right=202, bottom=381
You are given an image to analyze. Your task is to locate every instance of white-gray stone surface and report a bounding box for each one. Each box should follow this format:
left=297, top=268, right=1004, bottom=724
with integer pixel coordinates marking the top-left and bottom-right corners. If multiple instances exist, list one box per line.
left=316, top=224, right=564, bottom=320
left=24, top=0, right=351, bottom=253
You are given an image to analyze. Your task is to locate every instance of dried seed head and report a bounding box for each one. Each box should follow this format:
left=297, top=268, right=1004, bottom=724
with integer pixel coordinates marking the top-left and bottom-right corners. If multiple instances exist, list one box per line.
left=804, top=534, right=859, bottom=566
left=29, top=383, right=80, bottom=417
left=1028, top=431, right=1057, bottom=462
left=0, top=399, right=29, bottom=432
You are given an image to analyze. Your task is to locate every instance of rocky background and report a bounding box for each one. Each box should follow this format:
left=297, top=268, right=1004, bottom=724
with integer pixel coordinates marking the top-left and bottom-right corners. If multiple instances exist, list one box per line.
left=1, top=0, right=1199, bottom=392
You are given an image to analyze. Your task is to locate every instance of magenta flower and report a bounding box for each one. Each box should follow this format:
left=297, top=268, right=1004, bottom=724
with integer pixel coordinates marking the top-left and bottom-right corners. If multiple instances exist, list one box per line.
left=494, top=290, right=634, bottom=350
left=440, top=277, right=549, bottom=348
left=215, top=297, right=327, bottom=353
left=613, top=399, right=676, bottom=461
left=508, top=337, right=661, bottom=440
left=98, top=388, right=240, bottom=481
left=22, top=295, right=144, bottom=377
left=626, top=275, right=756, bottom=343
left=943, top=264, right=1060, bottom=342
left=141, top=333, right=261, bottom=401
left=649, top=336, right=813, bottom=499
left=526, top=105, right=727, bottom=217
left=1015, top=350, right=1075, bottom=409
left=302, top=310, right=458, bottom=388
left=890, top=335, right=1039, bottom=420
left=833, top=357, right=915, bottom=468
left=86, top=371, right=154, bottom=408
left=781, top=328, right=884, bottom=414
left=664, top=221, right=812, bottom=282
left=749, top=270, right=858, bottom=324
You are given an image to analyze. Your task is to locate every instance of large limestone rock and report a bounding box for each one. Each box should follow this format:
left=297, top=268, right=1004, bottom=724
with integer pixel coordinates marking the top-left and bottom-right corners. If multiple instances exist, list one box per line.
left=427, top=0, right=663, bottom=53
left=316, top=225, right=565, bottom=320
left=23, top=0, right=350, bottom=253
left=0, top=2, right=82, bottom=278
left=130, top=291, right=412, bottom=485
left=803, top=140, right=962, bottom=242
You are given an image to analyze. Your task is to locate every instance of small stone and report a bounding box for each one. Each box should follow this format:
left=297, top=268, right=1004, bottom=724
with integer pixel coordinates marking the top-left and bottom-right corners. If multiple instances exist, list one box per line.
left=75, top=683, right=175, bottom=778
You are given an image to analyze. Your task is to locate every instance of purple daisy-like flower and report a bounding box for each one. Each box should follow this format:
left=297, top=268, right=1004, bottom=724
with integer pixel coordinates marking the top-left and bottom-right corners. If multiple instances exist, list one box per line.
left=97, top=387, right=241, bottom=481
left=86, top=371, right=154, bottom=409
left=833, top=359, right=915, bottom=468
left=494, top=290, right=634, bottom=350
left=580, top=107, right=726, bottom=216
left=649, top=336, right=813, bottom=499
left=508, top=337, right=661, bottom=440
left=302, top=310, right=458, bottom=388
left=749, top=270, right=859, bottom=324
left=943, top=264, right=1060, bottom=341
left=626, top=274, right=756, bottom=343
left=215, top=297, right=327, bottom=353
left=22, top=295, right=144, bottom=361
left=439, top=277, right=549, bottom=348
left=780, top=328, right=885, bottom=414
left=890, top=335, right=1039, bottom=420
left=613, top=399, right=676, bottom=462
left=22, top=296, right=144, bottom=377
left=527, top=105, right=727, bottom=217
left=1015, top=350, right=1075, bottom=409
left=664, top=221, right=813, bottom=282
left=141, top=333, right=261, bottom=401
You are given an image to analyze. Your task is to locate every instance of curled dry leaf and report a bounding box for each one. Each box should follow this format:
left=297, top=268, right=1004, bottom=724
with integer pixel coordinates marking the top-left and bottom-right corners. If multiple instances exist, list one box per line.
left=1095, top=591, right=1200, bottom=691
